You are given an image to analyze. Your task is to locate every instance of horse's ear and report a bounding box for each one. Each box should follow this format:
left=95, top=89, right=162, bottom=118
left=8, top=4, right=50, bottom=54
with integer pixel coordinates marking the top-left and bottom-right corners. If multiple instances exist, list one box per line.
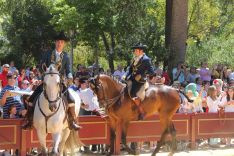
left=94, top=74, right=100, bottom=84
left=55, top=61, right=62, bottom=71
left=42, top=63, right=47, bottom=72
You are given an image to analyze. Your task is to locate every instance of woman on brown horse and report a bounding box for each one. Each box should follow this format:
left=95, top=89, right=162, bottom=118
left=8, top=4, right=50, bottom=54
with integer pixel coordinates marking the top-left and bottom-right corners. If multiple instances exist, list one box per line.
left=89, top=74, right=180, bottom=156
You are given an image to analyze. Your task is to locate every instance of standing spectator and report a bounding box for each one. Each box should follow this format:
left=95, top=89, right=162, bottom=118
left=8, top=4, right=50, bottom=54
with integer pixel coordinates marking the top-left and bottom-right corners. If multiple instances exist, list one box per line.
left=113, top=64, right=125, bottom=80
left=198, top=62, right=211, bottom=83
left=186, top=66, right=199, bottom=83
left=77, top=79, right=100, bottom=114
left=18, top=68, right=27, bottom=88
left=20, top=80, right=32, bottom=92
left=206, top=85, right=222, bottom=113
left=69, top=77, right=80, bottom=92
left=213, top=79, right=225, bottom=98
left=221, top=86, right=234, bottom=112
left=185, top=83, right=203, bottom=113
left=195, top=77, right=203, bottom=93
left=0, top=64, right=10, bottom=88
left=9, top=61, right=17, bottom=73
left=75, top=65, right=91, bottom=80
left=162, top=67, right=171, bottom=85
left=13, top=70, right=20, bottom=87
left=0, top=73, right=26, bottom=118
left=172, top=62, right=186, bottom=85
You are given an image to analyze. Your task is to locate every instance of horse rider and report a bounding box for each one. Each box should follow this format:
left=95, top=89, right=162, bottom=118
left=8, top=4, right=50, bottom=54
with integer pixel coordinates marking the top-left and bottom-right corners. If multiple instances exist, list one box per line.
left=22, top=31, right=81, bottom=130
left=124, top=42, right=155, bottom=120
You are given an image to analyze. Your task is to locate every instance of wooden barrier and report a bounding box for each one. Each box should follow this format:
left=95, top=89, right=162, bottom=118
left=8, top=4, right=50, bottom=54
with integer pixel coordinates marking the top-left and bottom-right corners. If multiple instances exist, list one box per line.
left=191, top=112, right=234, bottom=149
left=1, top=113, right=234, bottom=155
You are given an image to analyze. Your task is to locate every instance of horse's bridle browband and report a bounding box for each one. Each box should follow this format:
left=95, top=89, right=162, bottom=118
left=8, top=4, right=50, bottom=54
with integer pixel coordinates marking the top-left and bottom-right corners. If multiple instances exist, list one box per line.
left=43, top=72, right=62, bottom=104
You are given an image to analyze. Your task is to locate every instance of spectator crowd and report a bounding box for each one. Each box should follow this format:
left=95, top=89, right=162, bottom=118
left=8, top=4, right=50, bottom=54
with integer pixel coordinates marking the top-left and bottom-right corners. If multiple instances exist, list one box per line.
left=0, top=60, right=233, bottom=149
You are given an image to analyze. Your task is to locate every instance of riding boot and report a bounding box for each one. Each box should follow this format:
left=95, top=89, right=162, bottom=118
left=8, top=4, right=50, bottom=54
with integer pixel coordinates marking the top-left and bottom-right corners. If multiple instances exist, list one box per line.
left=68, top=105, right=81, bottom=131
left=132, top=97, right=145, bottom=120
left=22, top=105, right=34, bottom=130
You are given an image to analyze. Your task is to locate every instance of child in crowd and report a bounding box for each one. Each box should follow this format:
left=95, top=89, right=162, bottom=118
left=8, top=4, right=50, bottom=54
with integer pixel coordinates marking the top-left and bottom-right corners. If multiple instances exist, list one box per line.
left=8, top=104, right=17, bottom=119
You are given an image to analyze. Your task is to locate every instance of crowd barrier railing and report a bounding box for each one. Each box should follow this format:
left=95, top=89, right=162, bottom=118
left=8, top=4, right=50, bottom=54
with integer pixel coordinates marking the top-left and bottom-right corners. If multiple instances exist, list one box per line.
left=1, top=113, right=234, bottom=155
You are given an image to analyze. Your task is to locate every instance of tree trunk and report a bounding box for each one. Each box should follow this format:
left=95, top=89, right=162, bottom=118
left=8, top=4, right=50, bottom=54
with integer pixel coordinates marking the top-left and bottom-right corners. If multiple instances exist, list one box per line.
left=101, top=31, right=115, bottom=73
left=165, top=0, right=188, bottom=78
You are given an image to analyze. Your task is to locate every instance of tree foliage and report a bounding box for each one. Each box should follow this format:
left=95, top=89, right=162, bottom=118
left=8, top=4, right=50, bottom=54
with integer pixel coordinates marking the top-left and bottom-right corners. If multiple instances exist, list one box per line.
left=0, top=0, right=233, bottom=70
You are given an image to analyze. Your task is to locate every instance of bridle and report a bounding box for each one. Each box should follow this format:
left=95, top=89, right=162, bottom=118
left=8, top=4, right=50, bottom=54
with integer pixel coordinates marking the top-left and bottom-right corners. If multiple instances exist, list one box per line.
left=43, top=72, right=62, bottom=105
left=39, top=71, right=65, bottom=133
left=91, top=78, right=125, bottom=108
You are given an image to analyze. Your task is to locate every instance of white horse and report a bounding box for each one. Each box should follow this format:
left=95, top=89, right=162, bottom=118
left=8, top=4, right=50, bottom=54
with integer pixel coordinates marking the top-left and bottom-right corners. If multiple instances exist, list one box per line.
left=33, top=64, right=82, bottom=156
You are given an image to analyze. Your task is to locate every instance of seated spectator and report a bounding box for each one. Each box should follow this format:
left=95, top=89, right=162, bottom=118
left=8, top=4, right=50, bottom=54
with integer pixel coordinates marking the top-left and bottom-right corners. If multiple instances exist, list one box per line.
left=8, top=104, right=17, bottom=119
left=0, top=72, right=27, bottom=118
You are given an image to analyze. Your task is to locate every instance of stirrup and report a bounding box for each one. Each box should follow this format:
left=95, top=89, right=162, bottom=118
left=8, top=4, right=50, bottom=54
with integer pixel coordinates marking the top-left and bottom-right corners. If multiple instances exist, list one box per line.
left=71, top=122, right=82, bottom=131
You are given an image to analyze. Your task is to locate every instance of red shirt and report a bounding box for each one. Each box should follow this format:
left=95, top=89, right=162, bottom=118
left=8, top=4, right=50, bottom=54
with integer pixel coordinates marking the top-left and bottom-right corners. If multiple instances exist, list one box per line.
left=162, top=72, right=171, bottom=85
left=0, top=71, right=8, bottom=88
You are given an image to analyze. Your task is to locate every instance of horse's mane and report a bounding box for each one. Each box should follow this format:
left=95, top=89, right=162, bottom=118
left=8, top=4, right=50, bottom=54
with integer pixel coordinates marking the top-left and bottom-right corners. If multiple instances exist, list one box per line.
left=100, top=74, right=126, bottom=88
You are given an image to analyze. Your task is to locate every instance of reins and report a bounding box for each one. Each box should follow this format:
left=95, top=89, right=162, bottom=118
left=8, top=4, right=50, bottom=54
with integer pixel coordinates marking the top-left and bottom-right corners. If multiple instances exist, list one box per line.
left=98, top=82, right=125, bottom=109
left=38, top=96, right=65, bottom=133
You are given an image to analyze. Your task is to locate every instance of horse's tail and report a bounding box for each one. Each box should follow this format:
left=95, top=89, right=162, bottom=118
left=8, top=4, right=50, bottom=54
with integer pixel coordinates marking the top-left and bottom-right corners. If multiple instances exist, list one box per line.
left=64, top=130, right=84, bottom=154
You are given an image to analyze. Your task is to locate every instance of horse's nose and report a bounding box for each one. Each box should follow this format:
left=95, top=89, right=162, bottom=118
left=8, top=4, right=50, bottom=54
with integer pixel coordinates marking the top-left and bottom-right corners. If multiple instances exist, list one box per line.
left=49, top=103, right=57, bottom=112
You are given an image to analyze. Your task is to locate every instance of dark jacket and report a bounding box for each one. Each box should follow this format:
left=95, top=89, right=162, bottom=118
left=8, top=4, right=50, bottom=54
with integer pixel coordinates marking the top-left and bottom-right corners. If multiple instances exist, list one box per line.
left=126, top=54, right=154, bottom=82
left=40, top=50, right=72, bottom=78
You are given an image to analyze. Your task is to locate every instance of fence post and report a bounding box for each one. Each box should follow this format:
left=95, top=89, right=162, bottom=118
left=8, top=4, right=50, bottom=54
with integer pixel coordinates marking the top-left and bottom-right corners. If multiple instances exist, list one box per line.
left=191, top=114, right=196, bottom=149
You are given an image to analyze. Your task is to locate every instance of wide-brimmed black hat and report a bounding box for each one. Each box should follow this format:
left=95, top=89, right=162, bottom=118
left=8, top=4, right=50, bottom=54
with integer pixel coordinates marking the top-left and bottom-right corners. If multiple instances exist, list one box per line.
left=54, top=31, right=69, bottom=41
left=131, top=42, right=147, bottom=50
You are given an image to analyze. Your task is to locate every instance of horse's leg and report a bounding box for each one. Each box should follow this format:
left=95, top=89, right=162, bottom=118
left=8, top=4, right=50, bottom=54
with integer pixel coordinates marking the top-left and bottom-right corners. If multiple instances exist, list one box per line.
left=152, top=116, right=171, bottom=156
left=51, top=133, right=62, bottom=155
left=36, top=130, right=48, bottom=156
left=120, top=122, right=138, bottom=155
left=108, top=128, right=115, bottom=156
left=58, top=128, right=70, bottom=156
left=169, top=122, right=177, bottom=156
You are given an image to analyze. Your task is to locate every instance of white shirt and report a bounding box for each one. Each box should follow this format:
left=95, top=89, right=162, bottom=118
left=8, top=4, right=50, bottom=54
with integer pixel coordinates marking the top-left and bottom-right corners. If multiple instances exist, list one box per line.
left=133, top=54, right=144, bottom=66
left=220, top=96, right=234, bottom=112
left=55, top=50, right=62, bottom=62
left=207, top=96, right=222, bottom=113
left=77, top=88, right=100, bottom=111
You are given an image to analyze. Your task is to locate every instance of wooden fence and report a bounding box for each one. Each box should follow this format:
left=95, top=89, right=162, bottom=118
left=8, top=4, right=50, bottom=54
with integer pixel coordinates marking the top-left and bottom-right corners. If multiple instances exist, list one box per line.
left=1, top=113, right=234, bottom=155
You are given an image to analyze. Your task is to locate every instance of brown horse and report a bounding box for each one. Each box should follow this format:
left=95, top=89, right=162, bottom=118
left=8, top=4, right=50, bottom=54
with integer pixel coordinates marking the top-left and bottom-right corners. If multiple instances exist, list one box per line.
left=89, top=74, right=180, bottom=156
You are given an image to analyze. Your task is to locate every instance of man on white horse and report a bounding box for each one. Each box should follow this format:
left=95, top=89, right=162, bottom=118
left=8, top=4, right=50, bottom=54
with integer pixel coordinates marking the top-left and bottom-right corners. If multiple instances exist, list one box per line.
left=22, top=31, right=81, bottom=130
